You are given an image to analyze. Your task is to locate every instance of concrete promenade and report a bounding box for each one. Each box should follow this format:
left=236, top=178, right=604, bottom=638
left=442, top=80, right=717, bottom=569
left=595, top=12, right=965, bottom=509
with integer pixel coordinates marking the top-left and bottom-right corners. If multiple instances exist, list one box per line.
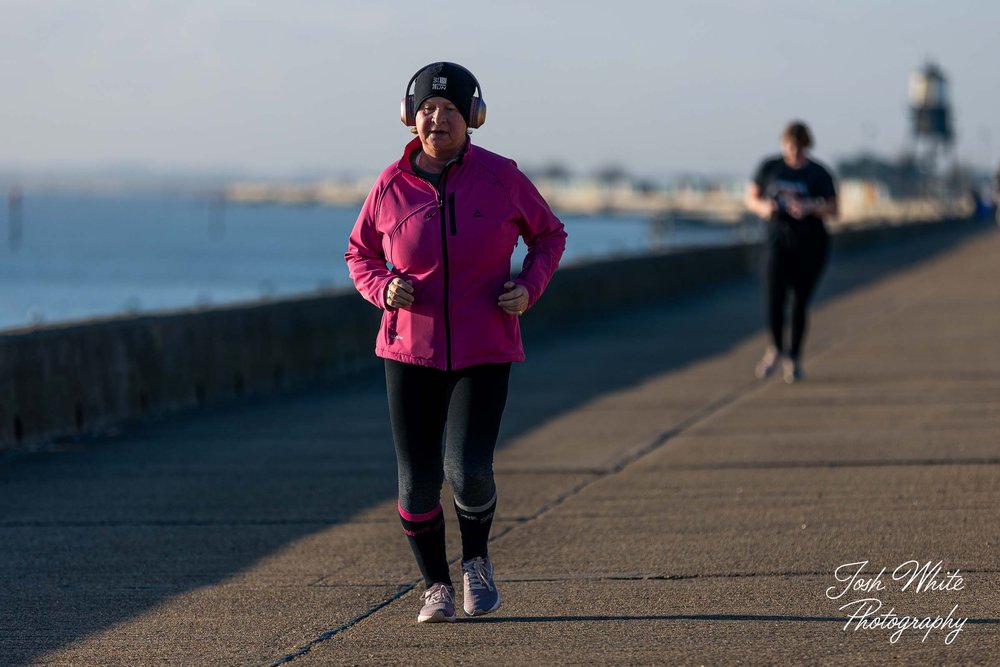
left=2, top=221, right=999, bottom=665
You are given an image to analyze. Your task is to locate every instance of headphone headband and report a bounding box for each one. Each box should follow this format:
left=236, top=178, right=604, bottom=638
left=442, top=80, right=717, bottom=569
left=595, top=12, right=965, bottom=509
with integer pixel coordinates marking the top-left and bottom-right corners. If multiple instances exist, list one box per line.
left=400, top=62, right=487, bottom=129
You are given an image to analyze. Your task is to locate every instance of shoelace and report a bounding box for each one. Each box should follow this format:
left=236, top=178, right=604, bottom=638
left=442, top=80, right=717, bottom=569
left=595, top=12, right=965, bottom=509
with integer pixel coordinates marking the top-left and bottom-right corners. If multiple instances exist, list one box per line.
left=463, top=559, right=494, bottom=592
left=422, top=584, right=453, bottom=604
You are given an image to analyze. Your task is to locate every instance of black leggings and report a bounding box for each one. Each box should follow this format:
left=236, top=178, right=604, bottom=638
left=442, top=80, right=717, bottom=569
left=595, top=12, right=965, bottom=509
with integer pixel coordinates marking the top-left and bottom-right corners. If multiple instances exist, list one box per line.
left=384, top=359, right=511, bottom=516
left=764, top=226, right=829, bottom=360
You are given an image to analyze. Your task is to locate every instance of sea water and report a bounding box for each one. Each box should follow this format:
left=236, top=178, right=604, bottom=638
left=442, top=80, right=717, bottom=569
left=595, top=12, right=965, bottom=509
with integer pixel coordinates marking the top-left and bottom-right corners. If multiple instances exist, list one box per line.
left=0, top=193, right=752, bottom=331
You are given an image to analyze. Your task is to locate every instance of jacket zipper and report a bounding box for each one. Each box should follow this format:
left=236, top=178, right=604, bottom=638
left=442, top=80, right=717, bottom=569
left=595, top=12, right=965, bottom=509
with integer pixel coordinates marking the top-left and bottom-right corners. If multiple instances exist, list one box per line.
left=408, top=155, right=459, bottom=371
left=438, top=166, right=455, bottom=371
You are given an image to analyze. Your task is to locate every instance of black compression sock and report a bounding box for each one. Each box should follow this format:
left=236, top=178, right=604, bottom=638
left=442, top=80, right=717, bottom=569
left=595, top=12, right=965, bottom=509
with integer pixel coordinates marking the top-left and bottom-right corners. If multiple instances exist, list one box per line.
left=454, top=495, right=496, bottom=561
left=398, top=503, right=451, bottom=587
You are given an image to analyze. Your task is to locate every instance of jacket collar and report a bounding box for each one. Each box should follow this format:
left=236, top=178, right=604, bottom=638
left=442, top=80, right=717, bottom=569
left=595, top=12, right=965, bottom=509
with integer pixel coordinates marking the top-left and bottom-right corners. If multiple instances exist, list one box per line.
left=398, top=135, right=473, bottom=175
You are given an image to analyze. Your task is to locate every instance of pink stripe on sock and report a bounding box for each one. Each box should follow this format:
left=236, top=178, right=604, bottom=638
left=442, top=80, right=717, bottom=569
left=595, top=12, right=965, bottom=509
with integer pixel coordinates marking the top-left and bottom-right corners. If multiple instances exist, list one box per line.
left=398, top=502, right=443, bottom=523
left=401, top=517, right=444, bottom=537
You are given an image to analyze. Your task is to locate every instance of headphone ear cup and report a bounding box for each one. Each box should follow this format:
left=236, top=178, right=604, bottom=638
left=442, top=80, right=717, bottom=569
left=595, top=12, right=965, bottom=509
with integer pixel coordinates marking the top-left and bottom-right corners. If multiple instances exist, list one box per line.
left=468, top=97, right=487, bottom=129
left=401, top=95, right=415, bottom=126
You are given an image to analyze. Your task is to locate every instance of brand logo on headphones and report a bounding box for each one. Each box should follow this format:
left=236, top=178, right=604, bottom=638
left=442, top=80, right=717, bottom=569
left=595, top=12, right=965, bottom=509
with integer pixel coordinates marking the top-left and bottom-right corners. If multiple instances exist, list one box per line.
left=432, top=77, right=447, bottom=90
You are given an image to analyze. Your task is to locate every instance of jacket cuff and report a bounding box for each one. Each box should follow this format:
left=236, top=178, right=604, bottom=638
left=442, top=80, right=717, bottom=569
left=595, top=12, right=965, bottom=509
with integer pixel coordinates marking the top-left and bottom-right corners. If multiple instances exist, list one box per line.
left=377, top=276, right=395, bottom=310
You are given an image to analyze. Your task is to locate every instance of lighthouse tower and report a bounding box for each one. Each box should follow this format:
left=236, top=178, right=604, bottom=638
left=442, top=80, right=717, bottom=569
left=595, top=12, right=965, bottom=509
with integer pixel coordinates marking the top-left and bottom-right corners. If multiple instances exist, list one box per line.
left=909, top=61, right=954, bottom=174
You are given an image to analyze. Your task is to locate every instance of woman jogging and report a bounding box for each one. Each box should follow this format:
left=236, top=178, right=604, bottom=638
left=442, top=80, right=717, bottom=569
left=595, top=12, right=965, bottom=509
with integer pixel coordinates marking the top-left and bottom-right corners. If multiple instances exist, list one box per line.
left=345, top=62, right=566, bottom=622
left=746, top=121, right=838, bottom=383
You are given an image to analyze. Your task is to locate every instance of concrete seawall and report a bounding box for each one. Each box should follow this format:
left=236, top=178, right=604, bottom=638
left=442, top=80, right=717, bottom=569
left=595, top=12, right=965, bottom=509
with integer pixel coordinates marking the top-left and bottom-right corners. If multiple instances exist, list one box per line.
left=0, top=216, right=977, bottom=453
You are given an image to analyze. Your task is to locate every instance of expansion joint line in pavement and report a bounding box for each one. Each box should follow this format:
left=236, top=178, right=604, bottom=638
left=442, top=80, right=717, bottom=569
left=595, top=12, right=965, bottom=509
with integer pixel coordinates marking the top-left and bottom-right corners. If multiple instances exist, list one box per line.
left=660, top=457, right=1000, bottom=471
left=501, top=568, right=1000, bottom=583
left=265, top=377, right=765, bottom=666
left=266, top=274, right=931, bottom=665
left=265, top=584, right=416, bottom=667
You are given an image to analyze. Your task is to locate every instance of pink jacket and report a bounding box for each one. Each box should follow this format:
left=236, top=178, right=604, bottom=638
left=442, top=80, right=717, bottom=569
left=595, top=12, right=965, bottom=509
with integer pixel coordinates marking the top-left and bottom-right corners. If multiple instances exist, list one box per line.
left=345, top=137, right=567, bottom=370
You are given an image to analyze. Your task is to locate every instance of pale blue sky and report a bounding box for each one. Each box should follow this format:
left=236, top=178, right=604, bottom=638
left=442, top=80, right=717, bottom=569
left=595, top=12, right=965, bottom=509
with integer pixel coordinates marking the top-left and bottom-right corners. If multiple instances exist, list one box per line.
left=1, top=1, right=997, bottom=178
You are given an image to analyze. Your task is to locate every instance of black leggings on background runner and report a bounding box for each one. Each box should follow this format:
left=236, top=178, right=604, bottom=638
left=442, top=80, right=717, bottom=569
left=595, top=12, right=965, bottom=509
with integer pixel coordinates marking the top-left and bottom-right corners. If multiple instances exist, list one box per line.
left=764, top=222, right=830, bottom=361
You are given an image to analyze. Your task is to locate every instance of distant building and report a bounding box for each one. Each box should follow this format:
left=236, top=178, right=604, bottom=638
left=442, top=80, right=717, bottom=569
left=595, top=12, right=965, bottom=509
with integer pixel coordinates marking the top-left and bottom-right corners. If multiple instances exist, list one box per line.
left=837, top=153, right=923, bottom=198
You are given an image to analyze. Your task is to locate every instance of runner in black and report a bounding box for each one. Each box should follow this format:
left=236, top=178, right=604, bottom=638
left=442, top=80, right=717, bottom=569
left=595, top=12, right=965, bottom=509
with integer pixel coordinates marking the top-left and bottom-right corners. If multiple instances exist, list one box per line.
left=745, top=121, right=839, bottom=383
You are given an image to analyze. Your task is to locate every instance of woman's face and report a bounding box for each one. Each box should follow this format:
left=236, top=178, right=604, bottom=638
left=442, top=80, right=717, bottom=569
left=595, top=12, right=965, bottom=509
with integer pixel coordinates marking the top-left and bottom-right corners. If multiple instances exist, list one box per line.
left=781, top=138, right=807, bottom=167
left=416, top=96, right=468, bottom=159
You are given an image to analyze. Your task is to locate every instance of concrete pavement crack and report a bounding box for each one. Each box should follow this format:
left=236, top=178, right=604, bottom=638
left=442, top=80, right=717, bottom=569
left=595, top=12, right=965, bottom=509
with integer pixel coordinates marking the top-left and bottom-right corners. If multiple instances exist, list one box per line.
left=263, top=273, right=960, bottom=664
left=265, top=584, right=415, bottom=667
left=499, top=569, right=1000, bottom=582
left=657, top=458, right=1000, bottom=471
left=264, top=378, right=766, bottom=665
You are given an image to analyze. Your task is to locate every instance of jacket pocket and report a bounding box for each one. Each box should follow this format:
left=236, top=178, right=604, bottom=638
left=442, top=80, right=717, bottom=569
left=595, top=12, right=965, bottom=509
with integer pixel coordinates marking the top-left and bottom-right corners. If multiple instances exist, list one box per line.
left=504, top=311, right=517, bottom=343
left=383, top=308, right=400, bottom=347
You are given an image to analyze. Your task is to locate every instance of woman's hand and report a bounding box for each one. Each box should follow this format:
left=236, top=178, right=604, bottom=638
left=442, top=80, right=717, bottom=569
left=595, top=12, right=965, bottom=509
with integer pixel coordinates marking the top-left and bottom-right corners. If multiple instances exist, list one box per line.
left=498, top=281, right=528, bottom=316
left=744, top=183, right=777, bottom=220
left=385, top=278, right=414, bottom=309
left=787, top=197, right=837, bottom=220
left=786, top=197, right=810, bottom=219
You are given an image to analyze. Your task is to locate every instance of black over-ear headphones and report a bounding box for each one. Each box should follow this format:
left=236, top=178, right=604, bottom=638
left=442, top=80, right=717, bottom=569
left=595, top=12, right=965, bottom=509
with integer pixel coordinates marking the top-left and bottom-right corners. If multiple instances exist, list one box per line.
left=400, top=62, right=487, bottom=129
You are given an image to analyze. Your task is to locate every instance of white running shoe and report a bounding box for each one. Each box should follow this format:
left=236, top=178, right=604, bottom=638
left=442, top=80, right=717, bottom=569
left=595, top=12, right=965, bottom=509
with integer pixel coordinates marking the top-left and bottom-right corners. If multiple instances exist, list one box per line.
left=462, top=556, right=501, bottom=617
left=417, top=582, right=456, bottom=623
left=755, top=347, right=781, bottom=379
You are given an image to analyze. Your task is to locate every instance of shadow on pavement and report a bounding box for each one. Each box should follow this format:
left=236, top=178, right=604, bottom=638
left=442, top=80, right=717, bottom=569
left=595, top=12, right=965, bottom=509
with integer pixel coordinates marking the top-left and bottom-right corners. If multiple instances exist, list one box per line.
left=0, top=220, right=992, bottom=665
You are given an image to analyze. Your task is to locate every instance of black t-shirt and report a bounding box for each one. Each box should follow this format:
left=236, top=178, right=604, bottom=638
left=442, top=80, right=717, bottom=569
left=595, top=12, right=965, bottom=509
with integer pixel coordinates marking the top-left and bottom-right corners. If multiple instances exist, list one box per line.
left=752, top=156, right=837, bottom=227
